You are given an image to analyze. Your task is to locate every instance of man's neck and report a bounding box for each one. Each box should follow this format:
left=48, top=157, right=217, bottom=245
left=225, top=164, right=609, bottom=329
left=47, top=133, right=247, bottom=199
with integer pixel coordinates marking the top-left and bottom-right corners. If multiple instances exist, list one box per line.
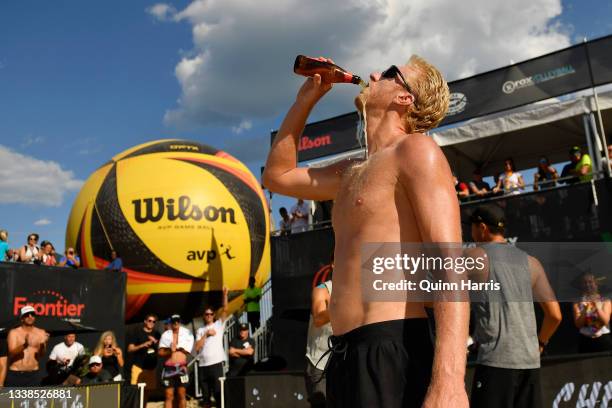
left=365, top=111, right=410, bottom=155
left=143, top=326, right=152, bottom=333
left=488, top=236, right=507, bottom=243
left=21, top=324, right=34, bottom=331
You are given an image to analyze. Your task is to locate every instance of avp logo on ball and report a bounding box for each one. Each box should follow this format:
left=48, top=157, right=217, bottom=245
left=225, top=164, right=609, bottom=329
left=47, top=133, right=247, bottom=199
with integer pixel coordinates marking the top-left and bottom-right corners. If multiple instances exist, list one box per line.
left=132, top=195, right=237, bottom=224
left=186, top=244, right=236, bottom=262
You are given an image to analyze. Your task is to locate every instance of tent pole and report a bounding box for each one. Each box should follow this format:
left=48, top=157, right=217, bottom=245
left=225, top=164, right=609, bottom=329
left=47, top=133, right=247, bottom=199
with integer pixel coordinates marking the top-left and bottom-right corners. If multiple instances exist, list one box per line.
left=584, top=38, right=609, bottom=177
left=590, top=113, right=611, bottom=178
left=583, top=114, right=601, bottom=175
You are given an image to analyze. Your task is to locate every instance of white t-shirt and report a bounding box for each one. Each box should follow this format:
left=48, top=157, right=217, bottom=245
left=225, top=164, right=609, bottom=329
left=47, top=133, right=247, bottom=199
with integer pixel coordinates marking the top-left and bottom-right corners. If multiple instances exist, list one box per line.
left=196, top=319, right=226, bottom=367
left=290, top=202, right=309, bottom=233
left=159, top=327, right=194, bottom=354
left=499, top=172, right=523, bottom=195
left=49, top=341, right=85, bottom=367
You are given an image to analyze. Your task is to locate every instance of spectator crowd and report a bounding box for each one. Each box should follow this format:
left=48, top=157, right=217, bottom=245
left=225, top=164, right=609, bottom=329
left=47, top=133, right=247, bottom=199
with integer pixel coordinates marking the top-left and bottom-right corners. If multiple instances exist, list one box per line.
left=452, top=146, right=597, bottom=203
left=0, top=230, right=124, bottom=273
left=0, top=286, right=260, bottom=408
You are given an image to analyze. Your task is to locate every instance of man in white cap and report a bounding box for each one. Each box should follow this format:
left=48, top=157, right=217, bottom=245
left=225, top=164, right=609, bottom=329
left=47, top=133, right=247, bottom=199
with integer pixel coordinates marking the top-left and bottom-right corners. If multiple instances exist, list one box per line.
left=6, top=306, right=49, bottom=386
left=159, top=314, right=194, bottom=408
left=79, top=355, right=112, bottom=385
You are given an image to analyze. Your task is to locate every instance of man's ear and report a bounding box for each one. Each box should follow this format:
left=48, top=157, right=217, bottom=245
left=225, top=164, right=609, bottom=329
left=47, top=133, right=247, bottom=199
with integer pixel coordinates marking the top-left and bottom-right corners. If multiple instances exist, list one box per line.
left=394, top=91, right=415, bottom=107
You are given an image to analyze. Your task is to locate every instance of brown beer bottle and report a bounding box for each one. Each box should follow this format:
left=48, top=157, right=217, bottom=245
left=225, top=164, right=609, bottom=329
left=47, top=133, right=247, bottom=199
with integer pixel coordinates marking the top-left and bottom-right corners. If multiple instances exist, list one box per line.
left=294, top=55, right=362, bottom=85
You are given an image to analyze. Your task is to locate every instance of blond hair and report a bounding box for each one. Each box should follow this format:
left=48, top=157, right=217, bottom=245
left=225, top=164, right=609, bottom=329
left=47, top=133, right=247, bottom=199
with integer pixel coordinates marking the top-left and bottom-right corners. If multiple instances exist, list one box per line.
left=0, top=230, right=7, bottom=242
left=403, top=55, right=450, bottom=133
left=94, top=331, right=119, bottom=356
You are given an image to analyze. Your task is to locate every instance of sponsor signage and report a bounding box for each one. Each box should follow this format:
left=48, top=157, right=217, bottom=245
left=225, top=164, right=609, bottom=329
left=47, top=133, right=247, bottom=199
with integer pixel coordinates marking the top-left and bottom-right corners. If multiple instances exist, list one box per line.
left=0, top=263, right=125, bottom=327
left=271, top=112, right=362, bottom=163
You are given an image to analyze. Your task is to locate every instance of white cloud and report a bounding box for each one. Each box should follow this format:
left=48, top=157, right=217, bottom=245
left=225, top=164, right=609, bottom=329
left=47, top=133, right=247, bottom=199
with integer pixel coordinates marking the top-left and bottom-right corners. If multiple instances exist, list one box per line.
left=231, top=120, right=252, bottom=134
left=157, top=0, right=570, bottom=129
left=147, top=3, right=178, bottom=21
left=0, top=145, right=83, bottom=207
left=21, top=135, right=45, bottom=148
left=34, top=218, right=51, bottom=226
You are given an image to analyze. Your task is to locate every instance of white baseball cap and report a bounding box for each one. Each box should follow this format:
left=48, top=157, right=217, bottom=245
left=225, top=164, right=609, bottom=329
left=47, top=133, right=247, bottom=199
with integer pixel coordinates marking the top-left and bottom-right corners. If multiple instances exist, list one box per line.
left=20, top=306, right=36, bottom=317
left=88, top=355, right=102, bottom=365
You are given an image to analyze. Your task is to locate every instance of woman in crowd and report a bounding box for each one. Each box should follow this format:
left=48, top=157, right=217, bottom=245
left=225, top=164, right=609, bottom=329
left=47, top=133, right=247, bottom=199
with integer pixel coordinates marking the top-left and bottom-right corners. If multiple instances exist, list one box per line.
left=18, top=233, right=41, bottom=264
left=40, top=241, right=57, bottom=266
left=0, top=230, right=9, bottom=262
left=573, top=273, right=612, bottom=353
left=58, top=247, right=81, bottom=269
left=493, top=158, right=525, bottom=195
left=533, top=156, right=558, bottom=191
left=93, top=331, right=124, bottom=380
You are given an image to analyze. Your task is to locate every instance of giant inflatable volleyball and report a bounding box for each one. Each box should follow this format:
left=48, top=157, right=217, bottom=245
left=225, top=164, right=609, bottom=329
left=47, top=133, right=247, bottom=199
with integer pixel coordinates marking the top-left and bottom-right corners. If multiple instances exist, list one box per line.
left=65, top=140, right=270, bottom=321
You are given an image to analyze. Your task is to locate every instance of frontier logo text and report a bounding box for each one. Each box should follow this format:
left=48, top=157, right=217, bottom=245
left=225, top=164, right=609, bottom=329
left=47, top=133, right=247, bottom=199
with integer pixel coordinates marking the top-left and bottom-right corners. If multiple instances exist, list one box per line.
left=13, top=292, right=85, bottom=317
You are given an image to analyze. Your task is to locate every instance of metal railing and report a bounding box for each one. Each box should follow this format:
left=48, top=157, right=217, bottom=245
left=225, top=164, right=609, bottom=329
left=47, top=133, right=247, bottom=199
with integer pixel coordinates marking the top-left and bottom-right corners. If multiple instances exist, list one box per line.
left=222, top=278, right=273, bottom=365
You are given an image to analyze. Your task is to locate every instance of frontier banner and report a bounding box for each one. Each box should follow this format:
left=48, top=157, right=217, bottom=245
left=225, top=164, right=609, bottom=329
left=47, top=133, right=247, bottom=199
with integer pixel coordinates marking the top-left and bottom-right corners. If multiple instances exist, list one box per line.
left=0, top=263, right=125, bottom=331
left=273, top=34, right=612, bottom=162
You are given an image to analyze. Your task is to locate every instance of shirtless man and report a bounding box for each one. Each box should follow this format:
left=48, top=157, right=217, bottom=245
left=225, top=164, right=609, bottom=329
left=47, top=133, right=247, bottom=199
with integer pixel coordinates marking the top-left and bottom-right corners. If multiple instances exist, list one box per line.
left=158, top=314, right=194, bottom=408
left=263, top=56, right=469, bottom=407
left=6, top=306, right=49, bottom=386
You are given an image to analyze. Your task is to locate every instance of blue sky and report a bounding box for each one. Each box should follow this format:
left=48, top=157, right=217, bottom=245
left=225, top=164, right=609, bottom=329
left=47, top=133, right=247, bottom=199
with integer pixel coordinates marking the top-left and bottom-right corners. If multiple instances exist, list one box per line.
left=1, top=0, right=611, bottom=253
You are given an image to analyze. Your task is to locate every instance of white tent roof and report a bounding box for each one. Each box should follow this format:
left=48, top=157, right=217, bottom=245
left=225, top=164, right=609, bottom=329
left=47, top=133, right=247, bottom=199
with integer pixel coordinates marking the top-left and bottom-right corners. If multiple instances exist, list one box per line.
left=431, top=89, right=612, bottom=179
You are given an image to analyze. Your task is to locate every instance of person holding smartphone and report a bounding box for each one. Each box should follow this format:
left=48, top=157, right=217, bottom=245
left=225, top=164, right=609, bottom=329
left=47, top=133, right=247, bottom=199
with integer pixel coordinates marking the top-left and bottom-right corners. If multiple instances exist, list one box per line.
left=58, top=247, right=81, bottom=269
left=94, top=331, right=124, bottom=380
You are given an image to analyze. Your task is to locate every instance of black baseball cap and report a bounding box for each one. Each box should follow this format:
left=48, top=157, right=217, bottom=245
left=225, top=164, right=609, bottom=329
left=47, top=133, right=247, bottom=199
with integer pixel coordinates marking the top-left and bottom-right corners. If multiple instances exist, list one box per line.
left=470, top=205, right=505, bottom=229
left=238, top=323, right=249, bottom=331
left=569, top=146, right=581, bottom=155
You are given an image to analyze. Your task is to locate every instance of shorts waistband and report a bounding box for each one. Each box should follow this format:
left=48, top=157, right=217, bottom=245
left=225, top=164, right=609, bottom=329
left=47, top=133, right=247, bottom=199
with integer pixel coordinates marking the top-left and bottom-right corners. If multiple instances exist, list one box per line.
left=8, top=369, right=40, bottom=374
left=335, top=318, right=430, bottom=345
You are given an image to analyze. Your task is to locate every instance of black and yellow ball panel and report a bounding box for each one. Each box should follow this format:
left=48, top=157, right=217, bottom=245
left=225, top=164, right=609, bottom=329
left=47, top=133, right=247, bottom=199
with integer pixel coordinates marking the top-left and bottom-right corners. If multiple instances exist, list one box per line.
left=173, top=158, right=266, bottom=278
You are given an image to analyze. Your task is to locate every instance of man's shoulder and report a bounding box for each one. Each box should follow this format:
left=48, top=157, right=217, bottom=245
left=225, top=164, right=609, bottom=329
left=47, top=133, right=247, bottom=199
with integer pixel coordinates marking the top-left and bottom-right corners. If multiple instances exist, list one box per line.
left=394, top=133, right=445, bottom=173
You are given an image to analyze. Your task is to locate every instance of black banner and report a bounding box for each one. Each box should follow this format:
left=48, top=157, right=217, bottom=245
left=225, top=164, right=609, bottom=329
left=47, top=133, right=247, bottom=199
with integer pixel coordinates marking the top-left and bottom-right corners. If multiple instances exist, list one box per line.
left=587, top=35, right=612, bottom=86
left=271, top=112, right=362, bottom=163
left=272, top=35, right=612, bottom=162
left=443, top=44, right=592, bottom=125
left=220, top=355, right=611, bottom=407
left=0, top=383, right=140, bottom=408
left=0, top=264, right=125, bottom=331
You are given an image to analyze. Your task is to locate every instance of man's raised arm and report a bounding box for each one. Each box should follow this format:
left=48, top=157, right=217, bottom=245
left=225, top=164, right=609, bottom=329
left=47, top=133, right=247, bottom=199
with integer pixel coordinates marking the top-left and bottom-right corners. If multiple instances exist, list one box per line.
left=262, top=72, right=347, bottom=201
left=397, top=135, right=469, bottom=408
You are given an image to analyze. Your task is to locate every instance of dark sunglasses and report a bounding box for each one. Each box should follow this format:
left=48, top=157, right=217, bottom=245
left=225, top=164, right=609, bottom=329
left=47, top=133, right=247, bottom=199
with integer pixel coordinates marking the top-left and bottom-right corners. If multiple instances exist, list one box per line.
left=22, top=312, right=36, bottom=318
left=381, top=65, right=417, bottom=102
left=89, top=363, right=102, bottom=367
left=146, top=319, right=156, bottom=323
left=204, top=312, right=214, bottom=316
left=29, top=237, right=38, bottom=241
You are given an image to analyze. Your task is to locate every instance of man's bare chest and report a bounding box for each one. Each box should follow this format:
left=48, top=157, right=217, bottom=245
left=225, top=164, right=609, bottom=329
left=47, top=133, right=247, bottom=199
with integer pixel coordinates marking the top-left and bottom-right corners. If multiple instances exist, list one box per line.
left=333, top=158, right=399, bottom=220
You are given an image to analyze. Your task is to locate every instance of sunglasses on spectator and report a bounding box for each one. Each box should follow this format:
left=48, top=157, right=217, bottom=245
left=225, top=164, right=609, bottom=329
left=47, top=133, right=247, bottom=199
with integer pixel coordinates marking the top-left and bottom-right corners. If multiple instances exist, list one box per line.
left=89, top=363, right=102, bottom=367
left=146, top=319, right=156, bottom=323
left=23, top=312, right=35, bottom=318
left=29, top=237, right=37, bottom=241
left=381, top=65, right=417, bottom=104
left=204, top=312, right=214, bottom=316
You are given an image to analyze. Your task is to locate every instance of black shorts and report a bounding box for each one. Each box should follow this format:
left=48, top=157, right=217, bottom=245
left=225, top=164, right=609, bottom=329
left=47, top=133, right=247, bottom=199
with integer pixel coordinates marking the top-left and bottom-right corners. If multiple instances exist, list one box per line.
left=326, top=319, right=433, bottom=408
left=5, top=369, right=43, bottom=387
left=470, top=365, right=542, bottom=408
left=162, top=366, right=189, bottom=389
